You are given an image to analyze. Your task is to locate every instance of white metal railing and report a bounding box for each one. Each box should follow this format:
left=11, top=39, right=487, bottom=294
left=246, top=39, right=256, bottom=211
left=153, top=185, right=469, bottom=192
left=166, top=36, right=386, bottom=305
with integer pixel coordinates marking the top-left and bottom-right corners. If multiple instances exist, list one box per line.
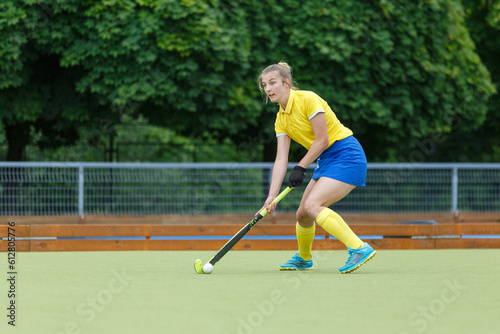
left=1, top=162, right=499, bottom=216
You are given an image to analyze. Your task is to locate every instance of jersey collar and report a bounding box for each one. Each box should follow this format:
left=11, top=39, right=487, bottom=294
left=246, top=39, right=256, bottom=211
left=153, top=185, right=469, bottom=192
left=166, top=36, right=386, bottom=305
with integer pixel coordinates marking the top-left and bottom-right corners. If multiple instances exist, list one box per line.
left=279, top=89, right=295, bottom=114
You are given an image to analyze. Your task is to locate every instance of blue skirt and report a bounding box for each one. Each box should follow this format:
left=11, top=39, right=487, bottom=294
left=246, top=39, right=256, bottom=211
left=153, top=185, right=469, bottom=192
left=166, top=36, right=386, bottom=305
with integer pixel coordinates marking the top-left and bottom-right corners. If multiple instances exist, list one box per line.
left=312, top=136, right=367, bottom=187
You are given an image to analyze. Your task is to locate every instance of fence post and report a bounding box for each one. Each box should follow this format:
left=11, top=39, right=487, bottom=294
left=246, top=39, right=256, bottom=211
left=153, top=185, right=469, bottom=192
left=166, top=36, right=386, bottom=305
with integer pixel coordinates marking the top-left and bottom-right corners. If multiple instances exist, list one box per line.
left=451, top=166, right=458, bottom=212
left=78, top=165, right=85, bottom=219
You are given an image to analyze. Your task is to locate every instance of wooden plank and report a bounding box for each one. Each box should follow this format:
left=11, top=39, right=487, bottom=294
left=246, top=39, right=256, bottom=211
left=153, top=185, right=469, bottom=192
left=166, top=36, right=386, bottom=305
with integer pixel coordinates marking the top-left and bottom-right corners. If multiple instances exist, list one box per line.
left=369, top=238, right=436, bottom=250
left=29, top=239, right=301, bottom=252
left=4, top=212, right=500, bottom=226
left=339, top=212, right=456, bottom=224
left=456, top=212, right=500, bottom=223
left=351, top=225, right=435, bottom=236
left=31, top=224, right=156, bottom=237
left=1, top=221, right=498, bottom=252
left=2, top=216, right=81, bottom=225
left=24, top=235, right=500, bottom=252
left=432, top=223, right=500, bottom=235
left=31, top=240, right=148, bottom=252
left=29, top=224, right=299, bottom=237
left=6, top=214, right=285, bottom=225
left=0, top=225, right=30, bottom=238
left=455, top=223, right=500, bottom=235
left=27, top=237, right=443, bottom=252
left=435, top=238, right=500, bottom=249
left=0, top=241, right=30, bottom=252
left=30, top=223, right=483, bottom=238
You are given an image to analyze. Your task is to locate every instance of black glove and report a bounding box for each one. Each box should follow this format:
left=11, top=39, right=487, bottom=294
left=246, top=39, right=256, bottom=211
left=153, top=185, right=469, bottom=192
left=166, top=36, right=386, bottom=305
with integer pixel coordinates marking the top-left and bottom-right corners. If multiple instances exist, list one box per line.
left=288, top=165, right=307, bottom=188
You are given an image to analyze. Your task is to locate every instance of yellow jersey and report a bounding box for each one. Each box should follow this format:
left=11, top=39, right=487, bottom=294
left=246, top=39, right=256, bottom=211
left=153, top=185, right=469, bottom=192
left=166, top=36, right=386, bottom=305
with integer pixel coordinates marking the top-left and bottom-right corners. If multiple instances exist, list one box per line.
left=274, top=89, right=353, bottom=150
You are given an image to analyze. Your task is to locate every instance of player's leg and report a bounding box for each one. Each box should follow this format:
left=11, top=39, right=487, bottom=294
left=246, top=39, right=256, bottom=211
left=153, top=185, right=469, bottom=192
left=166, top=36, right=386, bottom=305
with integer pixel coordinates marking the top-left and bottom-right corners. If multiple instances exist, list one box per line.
left=301, top=177, right=376, bottom=273
left=294, top=178, right=319, bottom=260
left=279, top=179, right=317, bottom=270
left=301, top=177, right=363, bottom=249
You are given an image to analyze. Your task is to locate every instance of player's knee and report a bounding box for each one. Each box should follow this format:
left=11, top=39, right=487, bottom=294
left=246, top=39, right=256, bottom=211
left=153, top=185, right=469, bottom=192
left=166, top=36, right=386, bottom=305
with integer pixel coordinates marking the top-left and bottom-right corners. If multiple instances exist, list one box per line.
left=296, top=206, right=310, bottom=221
left=302, top=199, right=321, bottom=218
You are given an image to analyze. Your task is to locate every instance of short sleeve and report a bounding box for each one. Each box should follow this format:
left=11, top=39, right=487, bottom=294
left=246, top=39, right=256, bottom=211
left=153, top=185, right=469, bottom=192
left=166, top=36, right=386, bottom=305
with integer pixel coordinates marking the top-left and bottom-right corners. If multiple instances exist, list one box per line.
left=304, top=93, right=326, bottom=120
left=274, top=114, right=286, bottom=136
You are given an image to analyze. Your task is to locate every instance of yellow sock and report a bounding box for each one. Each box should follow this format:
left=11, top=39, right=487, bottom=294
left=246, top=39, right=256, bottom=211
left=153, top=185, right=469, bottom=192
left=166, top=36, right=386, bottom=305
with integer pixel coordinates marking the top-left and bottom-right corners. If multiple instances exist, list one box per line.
left=296, top=222, right=315, bottom=261
left=315, top=208, right=364, bottom=249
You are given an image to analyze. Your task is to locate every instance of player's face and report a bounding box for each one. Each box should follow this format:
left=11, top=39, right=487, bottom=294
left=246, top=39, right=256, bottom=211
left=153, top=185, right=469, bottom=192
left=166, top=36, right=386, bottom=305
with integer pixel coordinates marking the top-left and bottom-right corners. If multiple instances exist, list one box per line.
left=261, top=72, right=290, bottom=107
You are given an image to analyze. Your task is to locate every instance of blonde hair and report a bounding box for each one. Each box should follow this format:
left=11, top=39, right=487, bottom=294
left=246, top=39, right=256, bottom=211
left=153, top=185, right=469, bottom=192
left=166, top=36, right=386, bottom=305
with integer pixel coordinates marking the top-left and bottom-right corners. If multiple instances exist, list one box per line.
left=258, top=62, right=299, bottom=98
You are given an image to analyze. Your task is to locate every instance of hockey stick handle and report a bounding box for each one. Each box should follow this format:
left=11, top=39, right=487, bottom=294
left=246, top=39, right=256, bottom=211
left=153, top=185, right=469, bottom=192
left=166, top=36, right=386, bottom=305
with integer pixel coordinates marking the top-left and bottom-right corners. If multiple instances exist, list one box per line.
left=208, top=187, right=293, bottom=266
left=257, top=186, right=293, bottom=218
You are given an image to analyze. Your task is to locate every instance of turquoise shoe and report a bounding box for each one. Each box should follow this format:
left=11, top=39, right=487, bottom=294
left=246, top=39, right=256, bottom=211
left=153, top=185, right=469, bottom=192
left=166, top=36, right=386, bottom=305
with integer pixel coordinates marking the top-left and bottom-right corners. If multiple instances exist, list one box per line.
left=339, top=243, right=376, bottom=274
left=279, top=252, right=313, bottom=270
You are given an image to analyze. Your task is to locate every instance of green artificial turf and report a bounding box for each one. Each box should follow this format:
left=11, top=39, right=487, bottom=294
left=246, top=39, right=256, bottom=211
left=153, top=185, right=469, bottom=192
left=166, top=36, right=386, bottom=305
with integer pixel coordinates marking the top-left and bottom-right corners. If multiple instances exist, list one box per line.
left=1, top=249, right=500, bottom=334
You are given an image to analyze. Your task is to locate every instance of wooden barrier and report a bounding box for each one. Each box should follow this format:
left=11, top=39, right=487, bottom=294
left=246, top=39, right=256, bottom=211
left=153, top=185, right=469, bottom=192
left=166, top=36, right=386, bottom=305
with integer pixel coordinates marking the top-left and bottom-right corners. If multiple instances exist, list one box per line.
left=1, top=222, right=499, bottom=252
left=3, top=211, right=500, bottom=225
left=0, top=225, right=30, bottom=252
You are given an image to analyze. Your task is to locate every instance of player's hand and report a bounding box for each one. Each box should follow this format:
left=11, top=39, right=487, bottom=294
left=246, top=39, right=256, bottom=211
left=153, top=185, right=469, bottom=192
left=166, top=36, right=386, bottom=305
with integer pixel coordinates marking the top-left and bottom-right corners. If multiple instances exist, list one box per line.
left=255, top=196, right=277, bottom=216
left=288, top=165, right=306, bottom=188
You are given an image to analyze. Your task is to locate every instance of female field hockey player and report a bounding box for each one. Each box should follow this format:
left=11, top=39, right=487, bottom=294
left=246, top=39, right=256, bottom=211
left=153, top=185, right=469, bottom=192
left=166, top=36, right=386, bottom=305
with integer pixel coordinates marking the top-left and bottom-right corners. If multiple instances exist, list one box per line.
left=258, top=62, right=376, bottom=274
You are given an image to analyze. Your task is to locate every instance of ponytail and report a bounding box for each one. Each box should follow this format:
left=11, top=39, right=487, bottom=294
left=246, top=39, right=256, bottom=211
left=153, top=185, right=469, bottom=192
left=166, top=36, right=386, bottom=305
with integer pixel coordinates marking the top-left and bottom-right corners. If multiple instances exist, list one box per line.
left=258, top=61, right=299, bottom=93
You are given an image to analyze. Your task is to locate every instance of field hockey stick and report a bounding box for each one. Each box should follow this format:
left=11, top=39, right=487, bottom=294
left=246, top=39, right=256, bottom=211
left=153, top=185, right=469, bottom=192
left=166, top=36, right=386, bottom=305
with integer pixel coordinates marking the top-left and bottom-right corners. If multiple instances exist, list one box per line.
left=194, top=186, right=293, bottom=274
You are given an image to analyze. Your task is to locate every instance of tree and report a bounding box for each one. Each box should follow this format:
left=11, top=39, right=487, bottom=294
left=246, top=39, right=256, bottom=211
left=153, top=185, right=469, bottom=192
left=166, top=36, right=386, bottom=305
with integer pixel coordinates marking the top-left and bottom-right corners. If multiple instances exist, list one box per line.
left=0, top=1, right=117, bottom=162
left=258, top=0, right=496, bottom=162
left=439, top=0, right=500, bottom=162
left=0, top=0, right=496, bottom=163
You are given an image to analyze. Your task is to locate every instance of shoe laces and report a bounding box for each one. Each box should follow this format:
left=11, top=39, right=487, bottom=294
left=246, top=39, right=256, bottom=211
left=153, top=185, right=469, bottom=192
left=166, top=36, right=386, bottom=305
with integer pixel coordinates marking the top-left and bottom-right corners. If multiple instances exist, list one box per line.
left=288, top=253, right=311, bottom=264
left=345, top=247, right=357, bottom=264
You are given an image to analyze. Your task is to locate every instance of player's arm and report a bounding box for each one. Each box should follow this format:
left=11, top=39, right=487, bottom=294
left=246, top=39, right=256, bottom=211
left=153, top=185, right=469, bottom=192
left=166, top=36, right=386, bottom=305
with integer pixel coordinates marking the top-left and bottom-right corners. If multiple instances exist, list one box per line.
left=258, top=134, right=290, bottom=213
left=269, top=134, right=291, bottom=197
